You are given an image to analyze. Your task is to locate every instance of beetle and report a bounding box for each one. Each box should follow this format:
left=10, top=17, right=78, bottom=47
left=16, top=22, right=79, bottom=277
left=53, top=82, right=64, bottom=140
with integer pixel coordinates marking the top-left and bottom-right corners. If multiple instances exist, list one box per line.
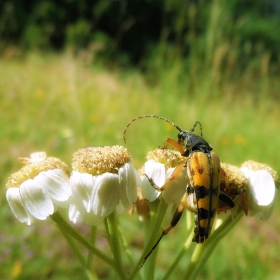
left=123, top=115, right=235, bottom=265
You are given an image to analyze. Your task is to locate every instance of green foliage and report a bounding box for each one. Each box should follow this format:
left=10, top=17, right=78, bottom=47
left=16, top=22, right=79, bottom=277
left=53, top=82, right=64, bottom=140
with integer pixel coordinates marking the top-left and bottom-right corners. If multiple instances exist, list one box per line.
left=1, top=0, right=280, bottom=69
left=66, top=19, right=92, bottom=51
left=0, top=51, right=280, bottom=279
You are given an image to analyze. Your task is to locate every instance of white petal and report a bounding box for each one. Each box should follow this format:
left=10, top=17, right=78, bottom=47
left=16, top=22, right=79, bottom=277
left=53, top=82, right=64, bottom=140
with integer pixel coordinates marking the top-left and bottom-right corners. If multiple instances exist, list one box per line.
left=240, top=167, right=250, bottom=178
left=20, top=179, right=54, bottom=220
left=141, top=160, right=165, bottom=201
left=68, top=204, right=104, bottom=225
left=132, top=167, right=141, bottom=200
left=36, top=169, right=72, bottom=207
left=19, top=152, right=47, bottom=164
left=162, top=167, right=188, bottom=204
left=141, top=176, right=161, bottom=202
left=119, top=163, right=138, bottom=208
left=241, top=168, right=277, bottom=220
left=250, top=170, right=275, bottom=206
left=6, top=188, right=34, bottom=225
left=145, top=160, right=166, bottom=186
left=70, top=172, right=95, bottom=212
left=91, top=173, right=120, bottom=217
left=135, top=168, right=143, bottom=186
left=116, top=201, right=125, bottom=215
left=186, top=193, right=196, bottom=211
left=69, top=204, right=83, bottom=224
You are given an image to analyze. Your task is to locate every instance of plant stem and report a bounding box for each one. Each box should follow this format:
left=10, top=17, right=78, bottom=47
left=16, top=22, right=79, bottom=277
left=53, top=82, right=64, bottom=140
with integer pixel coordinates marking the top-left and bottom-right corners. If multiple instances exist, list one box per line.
left=183, top=211, right=243, bottom=280
left=144, top=200, right=159, bottom=280
left=87, top=226, right=97, bottom=269
left=58, top=225, right=86, bottom=267
left=118, top=222, right=137, bottom=269
left=50, top=212, right=114, bottom=267
left=128, top=199, right=169, bottom=280
left=162, top=232, right=194, bottom=280
left=105, top=211, right=128, bottom=280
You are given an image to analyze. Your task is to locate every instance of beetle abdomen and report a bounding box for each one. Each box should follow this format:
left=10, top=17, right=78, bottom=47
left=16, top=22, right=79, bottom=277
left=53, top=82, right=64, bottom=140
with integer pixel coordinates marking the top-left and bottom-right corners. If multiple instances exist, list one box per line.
left=188, top=151, right=220, bottom=243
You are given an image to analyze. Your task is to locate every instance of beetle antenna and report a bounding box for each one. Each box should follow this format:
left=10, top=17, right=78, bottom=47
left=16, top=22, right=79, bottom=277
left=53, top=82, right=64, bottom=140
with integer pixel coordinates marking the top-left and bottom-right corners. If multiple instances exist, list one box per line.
left=123, top=115, right=182, bottom=143
left=189, top=121, right=203, bottom=137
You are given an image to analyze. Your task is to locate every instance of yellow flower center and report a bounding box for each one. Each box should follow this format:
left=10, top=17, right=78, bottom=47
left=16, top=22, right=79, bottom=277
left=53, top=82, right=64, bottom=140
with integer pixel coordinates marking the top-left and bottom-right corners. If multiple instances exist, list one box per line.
left=221, top=162, right=248, bottom=193
left=72, top=145, right=131, bottom=175
left=6, top=157, right=69, bottom=189
left=146, top=148, right=186, bottom=168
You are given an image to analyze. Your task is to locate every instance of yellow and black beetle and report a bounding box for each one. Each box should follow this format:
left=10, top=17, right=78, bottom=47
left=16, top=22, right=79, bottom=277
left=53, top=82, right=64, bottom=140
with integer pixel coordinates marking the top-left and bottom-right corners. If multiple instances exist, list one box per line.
left=123, top=115, right=235, bottom=265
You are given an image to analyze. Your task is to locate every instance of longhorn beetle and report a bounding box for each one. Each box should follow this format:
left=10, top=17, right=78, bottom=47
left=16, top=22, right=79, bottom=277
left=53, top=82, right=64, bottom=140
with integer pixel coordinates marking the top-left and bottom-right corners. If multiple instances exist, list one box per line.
left=123, top=115, right=235, bottom=266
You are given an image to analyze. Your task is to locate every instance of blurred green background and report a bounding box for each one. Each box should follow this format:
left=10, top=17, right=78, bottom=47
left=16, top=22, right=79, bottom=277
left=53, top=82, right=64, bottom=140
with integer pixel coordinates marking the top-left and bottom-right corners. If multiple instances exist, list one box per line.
left=0, top=0, right=279, bottom=279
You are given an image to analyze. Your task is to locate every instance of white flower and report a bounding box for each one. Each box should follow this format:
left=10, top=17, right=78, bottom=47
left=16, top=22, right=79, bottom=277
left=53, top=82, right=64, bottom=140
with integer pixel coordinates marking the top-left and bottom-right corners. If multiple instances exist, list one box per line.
left=69, top=146, right=140, bottom=226
left=240, top=161, right=278, bottom=220
left=141, top=149, right=188, bottom=204
left=6, top=152, right=72, bottom=225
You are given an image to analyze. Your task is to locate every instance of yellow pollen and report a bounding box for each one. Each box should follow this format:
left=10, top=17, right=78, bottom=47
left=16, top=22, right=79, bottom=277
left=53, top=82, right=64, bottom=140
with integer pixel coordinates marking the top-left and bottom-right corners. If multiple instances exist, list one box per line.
left=6, top=157, right=69, bottom=189
left=147, top=148, right=185, bottom=168
left=221, top=162, right=248, bottom=193
left=72, top=145, right=131, bottom=175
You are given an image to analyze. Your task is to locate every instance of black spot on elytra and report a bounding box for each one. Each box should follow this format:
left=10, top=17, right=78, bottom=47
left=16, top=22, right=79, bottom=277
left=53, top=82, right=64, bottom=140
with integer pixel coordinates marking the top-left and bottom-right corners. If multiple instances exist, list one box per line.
left=198, top=166, right=204, bottom=174
left=197, top=208, right=216, bottom=219
left=194, top=186, right=209, bottom=199
left=197, top=207, right=209, bottom=219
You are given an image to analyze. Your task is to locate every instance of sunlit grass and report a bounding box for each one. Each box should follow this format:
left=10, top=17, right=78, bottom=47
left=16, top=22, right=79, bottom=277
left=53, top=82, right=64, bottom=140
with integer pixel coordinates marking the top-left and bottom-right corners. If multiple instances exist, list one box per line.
left=0, top=50, right=279, bottom=279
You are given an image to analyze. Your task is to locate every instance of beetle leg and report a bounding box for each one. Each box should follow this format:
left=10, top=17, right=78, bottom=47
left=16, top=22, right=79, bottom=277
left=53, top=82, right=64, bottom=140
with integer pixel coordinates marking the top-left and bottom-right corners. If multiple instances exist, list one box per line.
left=241, top=192, right=249, bottom=216
left=220, top=167, right=229, bottom=194
left=216, top=191, right=235, bottom=213
left=145, top=162, right=186, bottom=192
left=219, top=192, right=235, bottom=208
left=162, top=191, right=188, bottom=234
left=164, top=138, right=185, bottom=154
left=140, top=192, right=188, bottom=267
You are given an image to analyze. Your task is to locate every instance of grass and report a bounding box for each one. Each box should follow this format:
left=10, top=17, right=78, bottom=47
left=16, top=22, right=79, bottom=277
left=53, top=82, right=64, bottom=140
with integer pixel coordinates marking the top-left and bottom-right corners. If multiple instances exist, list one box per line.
left=0, top=49, right=279, bottom=280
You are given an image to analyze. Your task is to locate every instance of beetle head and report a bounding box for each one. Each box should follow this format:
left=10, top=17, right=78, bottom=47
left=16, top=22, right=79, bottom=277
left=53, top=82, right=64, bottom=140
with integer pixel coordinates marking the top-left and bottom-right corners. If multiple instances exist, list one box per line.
left=178, top=131, right=212, bottom=157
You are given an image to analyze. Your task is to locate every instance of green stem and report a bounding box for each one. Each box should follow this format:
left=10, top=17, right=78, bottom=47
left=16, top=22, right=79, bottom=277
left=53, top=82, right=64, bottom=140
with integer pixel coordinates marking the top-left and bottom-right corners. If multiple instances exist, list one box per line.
left=183, top=211, right=243, bottom=280
left=58, top=226, right=86, bottom=267
left=105, top=211, right=128, bottom=280
left=50, top=212, right=114, bottom=267
left=144, top=200, right=160, bottom=280
left=162, top=204, right=197, bottom=280
left=128, top=199, right=169, bottom=280
left=118, top=222, right=137, bottom=269
left=162, top=232, right=194, bottom=280
left=87, top=226, right=97, bottom=269
left=84, top=270, right=99, bottom=280
left=183, top=242, right=206, bottom=280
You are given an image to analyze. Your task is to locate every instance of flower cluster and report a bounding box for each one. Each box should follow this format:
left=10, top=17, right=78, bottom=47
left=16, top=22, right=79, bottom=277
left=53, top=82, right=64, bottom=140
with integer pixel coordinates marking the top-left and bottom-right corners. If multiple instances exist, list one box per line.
left=6, top=152, right=72, bottom=225
left=69, top=146, right=140, bottom=225
left=4, top=146, right=279, bottom=280
left=214, top=160, right=278, bottom=227
left=6, top=148, right=278, bottom=226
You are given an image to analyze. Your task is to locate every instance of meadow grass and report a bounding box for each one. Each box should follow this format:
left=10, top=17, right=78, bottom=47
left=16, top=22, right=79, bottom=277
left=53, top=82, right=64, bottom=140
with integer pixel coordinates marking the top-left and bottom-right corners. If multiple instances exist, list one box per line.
left=0, top=50, right=279, bottom=279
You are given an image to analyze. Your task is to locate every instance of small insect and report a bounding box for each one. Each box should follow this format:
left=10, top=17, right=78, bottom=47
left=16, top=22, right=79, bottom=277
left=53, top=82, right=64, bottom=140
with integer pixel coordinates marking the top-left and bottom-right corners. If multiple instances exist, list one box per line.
left=123, top=115, right=235, bottom=265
